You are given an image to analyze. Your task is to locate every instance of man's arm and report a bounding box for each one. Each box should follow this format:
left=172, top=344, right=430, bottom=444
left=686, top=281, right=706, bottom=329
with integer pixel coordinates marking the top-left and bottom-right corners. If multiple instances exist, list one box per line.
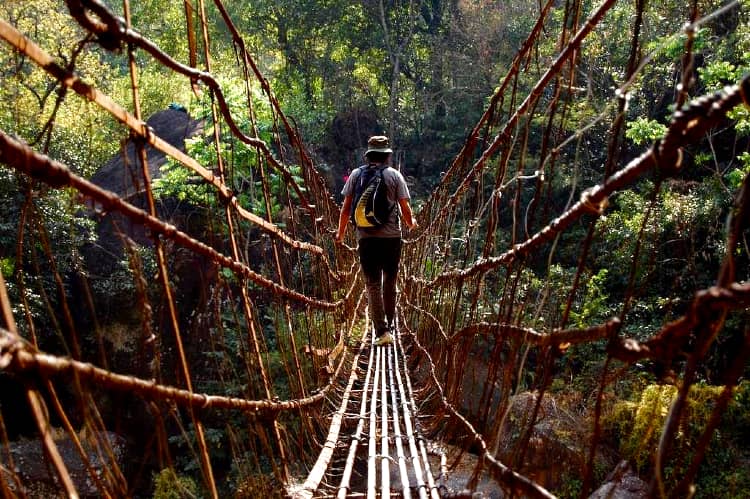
left=398, top=198, right=417, bottom=230
left=335, top=195, right=353, bottom=243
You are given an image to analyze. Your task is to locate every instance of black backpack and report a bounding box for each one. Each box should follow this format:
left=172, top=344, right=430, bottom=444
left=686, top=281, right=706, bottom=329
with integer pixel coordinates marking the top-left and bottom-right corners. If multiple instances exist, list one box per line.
left=350, top=165, right=394, bottom=229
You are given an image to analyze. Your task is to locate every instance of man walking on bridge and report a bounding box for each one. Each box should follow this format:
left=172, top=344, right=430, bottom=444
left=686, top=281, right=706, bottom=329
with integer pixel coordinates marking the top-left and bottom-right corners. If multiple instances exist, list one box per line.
left=335, top=135, right=417, bottom=346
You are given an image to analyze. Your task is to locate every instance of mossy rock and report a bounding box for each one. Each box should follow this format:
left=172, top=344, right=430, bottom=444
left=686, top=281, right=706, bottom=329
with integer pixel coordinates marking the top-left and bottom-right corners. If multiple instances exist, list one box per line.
left=602, top=381, right=750, bottom=497
left=152, top=468, right=197, bottom=499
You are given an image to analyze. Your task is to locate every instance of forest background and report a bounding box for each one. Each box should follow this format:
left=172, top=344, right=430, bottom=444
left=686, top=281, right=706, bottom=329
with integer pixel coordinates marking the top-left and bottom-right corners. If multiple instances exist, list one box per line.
left=1, top=0, right=750, bottom=497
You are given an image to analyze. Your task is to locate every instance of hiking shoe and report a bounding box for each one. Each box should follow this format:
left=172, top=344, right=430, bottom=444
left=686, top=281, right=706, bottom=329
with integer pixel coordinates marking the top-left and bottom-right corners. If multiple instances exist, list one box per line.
left=374, top=332, right=393, bottom=346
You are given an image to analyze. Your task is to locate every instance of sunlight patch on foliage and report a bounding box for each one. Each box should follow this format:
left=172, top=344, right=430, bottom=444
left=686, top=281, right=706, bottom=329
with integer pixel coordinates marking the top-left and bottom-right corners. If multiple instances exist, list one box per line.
left=112, top=67, right=192, bottom=124
left=625, top=117, right=667, bottom=146
left=698, top=61, right=743, bottom=90
left=569, top=268, right=611, bottom=328
left=352, top=61, right=389, bottom=108
left=645, top=28, right=709, bottom=61
left=661, top=191, right=702, bottom=237
left=726, top=152, right=750, bottom=190
left=603, top=381, right=750, bottom=497
left=152, top=468, right=198, bottom=499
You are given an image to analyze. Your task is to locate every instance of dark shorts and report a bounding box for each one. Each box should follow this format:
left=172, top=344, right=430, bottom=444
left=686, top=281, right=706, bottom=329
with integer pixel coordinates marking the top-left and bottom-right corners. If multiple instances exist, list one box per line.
left=358, top=237, right=402, bottom=281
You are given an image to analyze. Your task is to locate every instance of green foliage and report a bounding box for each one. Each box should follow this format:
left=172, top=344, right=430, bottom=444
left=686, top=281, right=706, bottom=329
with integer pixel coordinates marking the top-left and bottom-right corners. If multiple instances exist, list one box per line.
left=625, top=117, right=668, bottom=146
left=532, top=264, right=576, bottom=326
left=617, top=384, right=678, bottom=472
left=595, top=190, right=648, bottom=265
left=250, top=164, right=304, bottom=225
left=725, top=381, right=750, bottom=446
left=0, top=256, right=12, bottom=278
left=153, top=76, right=285, bottom=214
left=727, top=154, right=750, bottom=191
left=124, top=0, right=193, bottom=64
left=604, top=382, right=750, bottom=497
left=1, top=1, right=123, bottom=172
left=660, top=189, right=708, bottom=236
left=2, top=0, right=750, bottom=494
left=728, top=105, right=750, bottom=136
left=153, top=155, right=213, bottom=206
left=152, top=468, right=198, bottom=499
left=556, top=472, right=583, bottom=499
left=168, top=424, right=229, bottom=477
left=694, top=381, right=750, bottom=498
left=604, top=396, right=638, bottom=439
left=650, top=28, right=709, bottom=61
left=698, top=61, right=744, bottom=90
left=569, top=268, right=612, bottom=328
left=111, top=67, right=193, bottom=125
left=699, top=59, right=750, bottom=136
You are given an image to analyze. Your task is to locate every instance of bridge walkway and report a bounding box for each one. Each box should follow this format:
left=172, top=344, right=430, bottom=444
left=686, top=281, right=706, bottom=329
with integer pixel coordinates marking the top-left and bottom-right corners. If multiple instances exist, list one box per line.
left=292, top=328, right=442, bottom=498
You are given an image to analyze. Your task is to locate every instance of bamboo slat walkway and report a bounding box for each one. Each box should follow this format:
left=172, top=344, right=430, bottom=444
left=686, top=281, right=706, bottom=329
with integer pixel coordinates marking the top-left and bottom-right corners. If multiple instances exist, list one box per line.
left=291, top=327, right=441, bottom=499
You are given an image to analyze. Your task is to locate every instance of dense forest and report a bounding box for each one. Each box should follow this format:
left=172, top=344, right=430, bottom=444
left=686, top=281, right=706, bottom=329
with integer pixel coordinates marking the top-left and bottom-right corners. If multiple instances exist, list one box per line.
left=2, top=0, right=750, bottom=200
left=1, top=0, right=749, bottom=498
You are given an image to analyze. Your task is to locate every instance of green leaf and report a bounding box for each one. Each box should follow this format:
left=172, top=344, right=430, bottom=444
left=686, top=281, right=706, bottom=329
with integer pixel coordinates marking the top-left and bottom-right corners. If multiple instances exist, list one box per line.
left=625, top=118, right=668, bottom=146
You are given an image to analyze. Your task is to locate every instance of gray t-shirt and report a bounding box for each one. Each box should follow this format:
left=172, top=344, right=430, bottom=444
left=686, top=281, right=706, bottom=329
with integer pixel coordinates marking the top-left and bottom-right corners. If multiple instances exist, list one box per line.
left=342, top=164, right=410, bottom=240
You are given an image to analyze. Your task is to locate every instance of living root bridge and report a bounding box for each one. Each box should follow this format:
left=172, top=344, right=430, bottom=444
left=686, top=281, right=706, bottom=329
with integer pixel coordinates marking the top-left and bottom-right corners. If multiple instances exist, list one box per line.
left=1, top=0, right=750, bottom=497
left=0, top=327, right=328, bottom=414
left=423, top=75, right=750, bottom=287
left=0, top=16, right=341, bottom=281
left=0, top=129, right=343, bottom=310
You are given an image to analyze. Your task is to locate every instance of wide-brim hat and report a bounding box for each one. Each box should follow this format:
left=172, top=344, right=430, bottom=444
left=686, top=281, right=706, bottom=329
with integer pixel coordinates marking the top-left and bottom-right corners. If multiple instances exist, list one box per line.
left=365, top=135, right=393, bottom=154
